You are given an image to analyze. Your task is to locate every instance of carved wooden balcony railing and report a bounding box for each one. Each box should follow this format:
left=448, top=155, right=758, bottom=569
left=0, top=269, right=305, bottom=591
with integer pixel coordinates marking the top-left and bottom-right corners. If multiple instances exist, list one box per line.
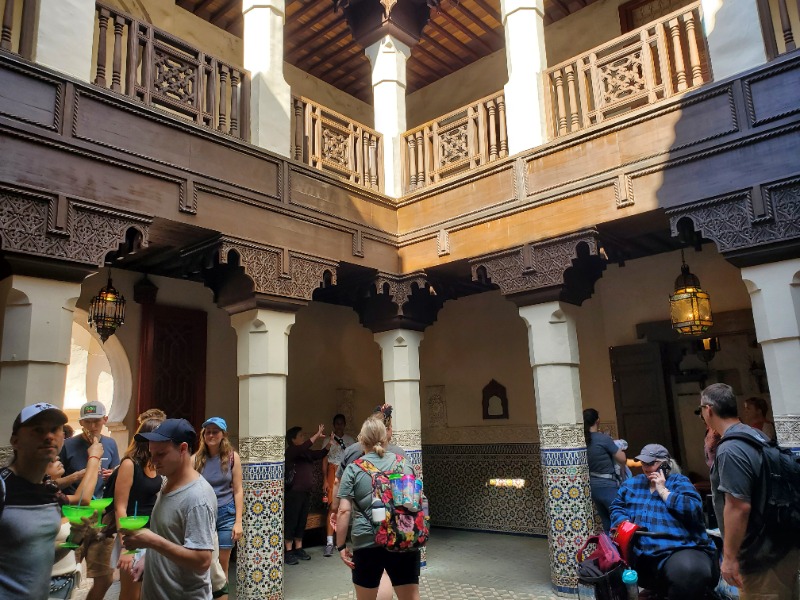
left=291, top=96, right=383, bottom=191
left=92, top=3, right=250, bottom=141
left=401, top=91, right=508, bottom=193
left=0, top=0, right=34, bottom=59
left=760, top=0, right=800, bottom=58
left=544, top=2, right=710, bottom=139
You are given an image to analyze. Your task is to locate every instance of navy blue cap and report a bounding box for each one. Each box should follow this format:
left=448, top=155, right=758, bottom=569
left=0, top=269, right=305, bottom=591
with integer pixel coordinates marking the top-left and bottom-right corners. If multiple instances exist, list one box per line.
left=136, top=418, right=196, bottom=447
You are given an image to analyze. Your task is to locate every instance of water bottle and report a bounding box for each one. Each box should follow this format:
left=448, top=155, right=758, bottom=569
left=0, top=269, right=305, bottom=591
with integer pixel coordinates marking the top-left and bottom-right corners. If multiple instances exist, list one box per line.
left=371, top=497, right=386, bottom=524
left=621, top=568, right=638, bottom=600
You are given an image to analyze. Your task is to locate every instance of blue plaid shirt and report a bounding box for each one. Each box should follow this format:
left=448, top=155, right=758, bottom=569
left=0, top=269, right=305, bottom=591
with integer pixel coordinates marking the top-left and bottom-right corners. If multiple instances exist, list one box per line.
left=610, top=473, right=713, bottom=564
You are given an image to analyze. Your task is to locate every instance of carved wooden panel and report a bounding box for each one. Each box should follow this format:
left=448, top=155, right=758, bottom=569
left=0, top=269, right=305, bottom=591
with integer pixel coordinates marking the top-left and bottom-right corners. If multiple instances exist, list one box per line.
left=0, top=186, right=150, bottom=266
left=667, top=179, right=800, bottom=255
left=219, top=237, right=338, bottom=300
left=137, top=304, right=207, bottom=433
left=469, top=230, right=600, bottom=295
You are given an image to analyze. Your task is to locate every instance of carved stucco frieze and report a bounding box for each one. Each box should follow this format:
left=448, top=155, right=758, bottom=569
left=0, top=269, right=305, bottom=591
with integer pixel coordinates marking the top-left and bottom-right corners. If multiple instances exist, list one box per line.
left=469, top=229, right=600, bottom=295
left=392, top=429, right=422, bottom=451
left=667, top=181, right=800, bottom=254
left=0, top=189, right=150, bottom=266
left=219, top=237, right=338, bottom=300
left=775, top=415, right=800, bottom=449
left=538, top=423, right=585, bottom=448
left=426, top=385, right=447, bottom=428
left=239, top=435, right=286, bottom=463
left=374, top=271, right=428, bottom=316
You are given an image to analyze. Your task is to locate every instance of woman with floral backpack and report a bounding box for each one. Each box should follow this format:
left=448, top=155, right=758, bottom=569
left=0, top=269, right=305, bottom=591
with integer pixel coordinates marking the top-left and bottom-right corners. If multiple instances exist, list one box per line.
left=336, top=417, right=420, bottom=600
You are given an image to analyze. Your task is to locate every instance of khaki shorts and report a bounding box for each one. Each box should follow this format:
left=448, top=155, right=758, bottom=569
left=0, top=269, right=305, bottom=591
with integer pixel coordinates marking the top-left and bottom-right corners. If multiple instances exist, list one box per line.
left=81, top=537, right=116, bottom=578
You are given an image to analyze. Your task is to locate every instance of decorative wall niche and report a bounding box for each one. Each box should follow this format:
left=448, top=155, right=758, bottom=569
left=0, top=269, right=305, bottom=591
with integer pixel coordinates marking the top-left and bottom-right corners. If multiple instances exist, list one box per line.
left=482, top=379, right=509, bottom=420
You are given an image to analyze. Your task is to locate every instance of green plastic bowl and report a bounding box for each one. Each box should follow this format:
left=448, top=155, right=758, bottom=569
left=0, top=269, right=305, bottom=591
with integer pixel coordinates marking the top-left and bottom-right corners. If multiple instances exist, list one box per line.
left=89, top=498, right=114, bottom=511
left=118, top=516, right=149, bottom=530
left=62, top=505, right=95, bottom=524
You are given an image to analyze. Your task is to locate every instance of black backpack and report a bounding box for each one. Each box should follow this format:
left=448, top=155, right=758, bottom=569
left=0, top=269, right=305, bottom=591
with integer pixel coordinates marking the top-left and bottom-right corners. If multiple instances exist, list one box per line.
left=717, top=433, right=800, bottom=563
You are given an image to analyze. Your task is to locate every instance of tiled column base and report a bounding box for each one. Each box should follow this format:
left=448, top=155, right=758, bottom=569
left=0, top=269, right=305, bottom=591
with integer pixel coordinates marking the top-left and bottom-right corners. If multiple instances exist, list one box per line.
left=237, top=436, right=286, bottom=600
left=395, top=429, right=427, bottom=568
left=539, top=424, right=593, bottom=597
left=775, top=415, right=800, bottom=452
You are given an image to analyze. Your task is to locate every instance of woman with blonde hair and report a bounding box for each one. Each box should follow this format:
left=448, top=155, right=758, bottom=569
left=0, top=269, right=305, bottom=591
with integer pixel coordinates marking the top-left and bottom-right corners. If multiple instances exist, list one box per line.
left=194, top=417, right=243, bottom=598
left=335, top=417, right=420, bottom=600
left=113, top=416, right=165, bottom=600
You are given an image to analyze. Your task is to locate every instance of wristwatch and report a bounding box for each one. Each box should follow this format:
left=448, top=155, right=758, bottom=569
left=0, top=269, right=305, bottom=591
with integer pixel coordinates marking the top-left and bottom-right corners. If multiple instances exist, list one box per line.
left=336, top=543, right=347, bottom=552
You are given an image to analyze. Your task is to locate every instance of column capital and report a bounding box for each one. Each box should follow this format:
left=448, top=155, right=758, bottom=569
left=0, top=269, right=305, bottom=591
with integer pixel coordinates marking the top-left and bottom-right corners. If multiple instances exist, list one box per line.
left=242, top=0, right=286, bottom=15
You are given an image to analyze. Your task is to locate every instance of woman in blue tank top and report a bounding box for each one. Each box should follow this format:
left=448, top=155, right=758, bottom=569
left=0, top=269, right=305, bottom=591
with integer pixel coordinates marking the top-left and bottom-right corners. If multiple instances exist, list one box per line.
left=194, top=416, right=243, bottom=598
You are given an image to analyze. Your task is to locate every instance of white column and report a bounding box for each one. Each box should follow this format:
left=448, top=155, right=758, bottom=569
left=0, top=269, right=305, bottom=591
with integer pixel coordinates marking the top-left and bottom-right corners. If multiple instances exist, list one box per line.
left=243, top=0, right=292, bottom=157
left=374, top=328, right=427, bottom=566
left=34, top=0, right=95, bottom=82
left=0, top=276, right=81, bottom=464
left=741, top=258, right=800, bottom=448
left=365, top=35, right=410, bottom=198
left=501, top=0, right=547, bottom=156
left=518, top=301, right=592, bottom=596
left=701, top=0, right=767, bottom=80
left=373, top=329, right=423, bottom=437
left=230, top=307, right=295, bottom=600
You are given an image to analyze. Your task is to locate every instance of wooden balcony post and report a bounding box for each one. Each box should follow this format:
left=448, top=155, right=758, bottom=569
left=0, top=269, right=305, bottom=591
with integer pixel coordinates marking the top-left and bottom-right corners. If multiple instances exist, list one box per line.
left=565, top=65, right=580, bottom=132
left=95, top=8, right=110, bottom=87
left=407, top=134, right=418, bottom=190
left=776, top=0, right=796, bottom=51
left=486, top=99, right=498, bottom=162
left=1, top=0, right=14, bottom=51
left=231, top=70, right=241, bottom=137
left=669, top=18, right=688, bottom=91
left=497, top=94, right=508, bottom=158
left=293, top=97, right=304, bottom=161
left=683, top=10, right=704, bottom=87
left=111, top=15, right=125, bottom=92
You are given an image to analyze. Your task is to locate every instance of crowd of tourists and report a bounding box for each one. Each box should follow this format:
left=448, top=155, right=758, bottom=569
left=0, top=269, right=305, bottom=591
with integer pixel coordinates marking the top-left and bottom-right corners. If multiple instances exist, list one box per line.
left=0, top=401, right=422, bottom=600
left=1, top=382, right=794, bottom=600
left=585, top=384, right=794, bottom=600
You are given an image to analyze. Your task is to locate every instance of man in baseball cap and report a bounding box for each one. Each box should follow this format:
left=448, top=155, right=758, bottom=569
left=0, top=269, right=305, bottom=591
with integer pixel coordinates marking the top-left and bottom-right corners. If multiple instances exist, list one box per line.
left=123, top=419, right=217, bottom=599
left=1, top=403, right=68, bottom=598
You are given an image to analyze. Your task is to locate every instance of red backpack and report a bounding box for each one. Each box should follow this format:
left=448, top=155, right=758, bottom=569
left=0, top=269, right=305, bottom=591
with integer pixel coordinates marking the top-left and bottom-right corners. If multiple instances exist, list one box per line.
left=354, top=456, right=429, bottom=552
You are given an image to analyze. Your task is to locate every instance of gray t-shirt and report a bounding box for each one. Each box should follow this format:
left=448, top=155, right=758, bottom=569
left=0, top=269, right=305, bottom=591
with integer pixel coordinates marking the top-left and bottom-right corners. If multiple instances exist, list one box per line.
left=337, top=451, right=414, bottom=550
left=711, top=422, right=765, bottom=536
left=141, top=476, right=217, bottom=600
left=336, top=442, right=406, bottom=480
left=587, top=432, right=620, bottom=488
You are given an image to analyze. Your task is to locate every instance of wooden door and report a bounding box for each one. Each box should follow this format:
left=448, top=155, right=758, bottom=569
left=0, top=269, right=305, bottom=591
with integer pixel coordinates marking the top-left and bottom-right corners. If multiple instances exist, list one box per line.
left=137, top=304, right=207, bottom=432
left=609, top=343, right=676, bottom=460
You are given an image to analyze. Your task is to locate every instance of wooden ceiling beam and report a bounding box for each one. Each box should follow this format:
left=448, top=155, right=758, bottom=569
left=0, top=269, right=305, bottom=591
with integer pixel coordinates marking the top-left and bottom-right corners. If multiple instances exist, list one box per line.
left=223, top=12, right=243, bottom=31
left=471, top=0, right=504, bottom=25
left=286, top=19, right=344, bottom=61
left=310, top=40, right=360, bottom=77
left=415, top=44, right=459, bottom=77
left=209, top=0, right=239, bottom=24
left=451, top=2, right=504, bottom=43
left=286, top=0, right=326, bottom=23
left=299, top=29, right=352, bottom=72
left=407, top=56, right=443, bottom=81
left=193, top=0, right=217, bottom=18
left=176, top=0, right=195, bottom=11
left=549, top=0, right=571, bottom=18
left=316, top=52, right=364, bottom=82
left=427, top=21, right=482, bottom=61
left=420, top=32, right=470, bottom=68
left=438, top=10, right=495, bottom=53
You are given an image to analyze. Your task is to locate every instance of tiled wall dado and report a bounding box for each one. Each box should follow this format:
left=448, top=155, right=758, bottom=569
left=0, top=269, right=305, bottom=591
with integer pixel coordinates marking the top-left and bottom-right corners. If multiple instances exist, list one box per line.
left=423, top=443, right=547, bottom=536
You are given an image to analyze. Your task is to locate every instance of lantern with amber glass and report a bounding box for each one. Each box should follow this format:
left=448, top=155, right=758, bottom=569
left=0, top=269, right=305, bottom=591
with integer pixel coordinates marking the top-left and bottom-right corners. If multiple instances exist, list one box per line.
left=669, top=253, right=712, bottom=335
left=88, top=275, right=126, bottom=342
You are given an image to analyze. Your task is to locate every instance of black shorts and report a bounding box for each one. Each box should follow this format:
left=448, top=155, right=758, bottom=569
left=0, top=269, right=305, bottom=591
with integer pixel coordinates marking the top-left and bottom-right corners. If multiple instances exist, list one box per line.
left=351, top=547, right=421, bottom=589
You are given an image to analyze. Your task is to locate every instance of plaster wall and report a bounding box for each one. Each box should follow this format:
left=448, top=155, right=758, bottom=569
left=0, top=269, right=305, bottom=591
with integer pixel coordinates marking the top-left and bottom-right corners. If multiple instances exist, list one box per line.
left=286, top=302, right=384, bottom=439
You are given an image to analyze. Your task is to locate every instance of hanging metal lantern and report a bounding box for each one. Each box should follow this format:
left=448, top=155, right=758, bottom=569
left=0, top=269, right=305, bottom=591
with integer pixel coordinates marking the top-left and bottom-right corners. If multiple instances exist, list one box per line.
left=88, top=275, right=126, bottom=343
left=669, top=256, right=712, bottom=335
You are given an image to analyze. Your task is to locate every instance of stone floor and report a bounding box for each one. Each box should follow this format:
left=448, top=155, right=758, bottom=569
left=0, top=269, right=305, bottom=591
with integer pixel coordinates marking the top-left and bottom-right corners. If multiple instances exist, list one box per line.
left=75, top=529, right=560, bottom=599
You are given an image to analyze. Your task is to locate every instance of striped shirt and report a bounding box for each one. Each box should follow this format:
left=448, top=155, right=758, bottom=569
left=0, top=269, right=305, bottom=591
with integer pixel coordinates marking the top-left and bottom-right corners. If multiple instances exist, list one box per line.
left=610, top=473, right=714, bottom=565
